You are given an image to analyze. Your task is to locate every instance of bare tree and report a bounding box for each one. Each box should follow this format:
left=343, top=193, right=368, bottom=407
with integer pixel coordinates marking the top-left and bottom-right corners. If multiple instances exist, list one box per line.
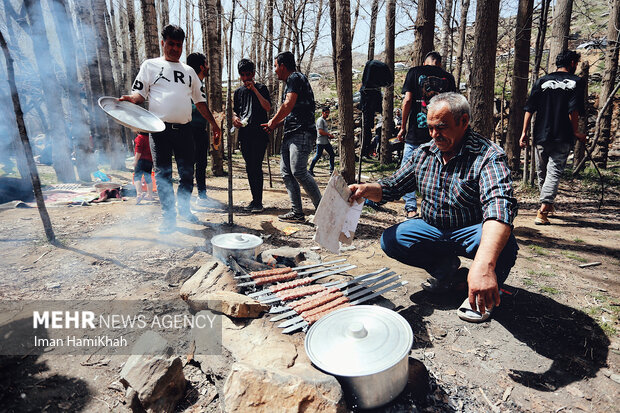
left=350, top=0, right=361, bottom=41
left=367, top=0, right=380, bottom=60
left=126, top=0, right=140, bottom=88
left=380, top=0, right=396, bottom=165
left=505, top=0, right=533, bottom=172
left=592, top=0, right=620, bottom=167
left=548, top=0, right=574, bottom=68
left=468, top=0, right=500, bottom=138
left=305, top=0, right=325, bottom=74
left=411, top=0, right=436, bottom=65
left=105, top=1, right=121, bottom=92
left=23, top=0, right=75, bottom=182
left=328, top=0, right=338, bottom=81
left=454, top=0, right=470, bottom=85
left=441, top=0, right=454, bottom=63
left=333, top=0, right=356, bottom=182
left=141, top=0, right=160, bottom=58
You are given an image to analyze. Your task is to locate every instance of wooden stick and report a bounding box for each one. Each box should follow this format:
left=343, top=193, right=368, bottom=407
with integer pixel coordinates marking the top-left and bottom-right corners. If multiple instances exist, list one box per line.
left=579, top=262, right=601, bottom=268
left=0, top=31, right=55, bottom=242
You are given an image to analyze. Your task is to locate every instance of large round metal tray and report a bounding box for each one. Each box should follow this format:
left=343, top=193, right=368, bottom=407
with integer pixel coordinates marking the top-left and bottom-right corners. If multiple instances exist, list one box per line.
left=98, top=96, right=165, bottom=133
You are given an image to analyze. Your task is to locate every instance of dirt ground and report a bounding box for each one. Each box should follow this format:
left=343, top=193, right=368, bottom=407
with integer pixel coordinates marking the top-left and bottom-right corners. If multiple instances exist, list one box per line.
left=0, top=153, right=618, bottom=413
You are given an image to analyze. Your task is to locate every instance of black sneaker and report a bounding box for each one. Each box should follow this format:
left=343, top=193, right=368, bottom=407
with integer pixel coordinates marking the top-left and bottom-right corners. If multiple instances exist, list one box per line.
left=243, top=203, right=264, bottom=213
left=278, top=211, right=305, bottom=223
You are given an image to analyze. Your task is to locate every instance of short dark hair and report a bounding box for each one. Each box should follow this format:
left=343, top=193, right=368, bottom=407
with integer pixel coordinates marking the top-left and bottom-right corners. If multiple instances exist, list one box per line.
left=187, top=52, right=206, bottom=75
left=238, top=59, right=255, bottom=74
left=556, top=50, right=580, bottom=69
left=322, top=106, right=330, bottom=113
left=275, top=51, right=296, bottom=72
left=162, top=24, right=185, bottom=41
left=424, top=51, right=442, bottom=65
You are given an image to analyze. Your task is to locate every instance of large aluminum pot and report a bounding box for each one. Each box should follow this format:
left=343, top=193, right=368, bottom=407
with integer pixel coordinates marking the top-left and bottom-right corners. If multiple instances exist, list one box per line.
left=210, top=233, right=262, bottom=262
left=305, top=305, right=413, bottom=409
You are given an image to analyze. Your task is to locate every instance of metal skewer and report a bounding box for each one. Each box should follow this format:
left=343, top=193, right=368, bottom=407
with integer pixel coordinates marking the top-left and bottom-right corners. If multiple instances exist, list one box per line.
left=233, top=258, right=347, bottom=279
left=237, top=263, right=352, bottom=288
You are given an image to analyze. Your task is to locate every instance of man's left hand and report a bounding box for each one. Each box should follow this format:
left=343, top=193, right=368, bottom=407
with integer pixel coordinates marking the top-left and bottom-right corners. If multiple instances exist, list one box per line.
left=212, top=125, right=221, bottom=148
left=467, top=261, right=500, bottom=315
left=575, top=132, right=587, bottom=143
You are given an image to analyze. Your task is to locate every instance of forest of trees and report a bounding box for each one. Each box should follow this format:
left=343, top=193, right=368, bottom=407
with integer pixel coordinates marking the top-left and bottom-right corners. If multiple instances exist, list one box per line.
left=0, top=0, right=618, bottom=185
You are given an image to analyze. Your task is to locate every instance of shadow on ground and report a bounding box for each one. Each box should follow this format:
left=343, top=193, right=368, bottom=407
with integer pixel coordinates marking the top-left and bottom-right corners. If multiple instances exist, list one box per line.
left=405, top=286, right=610, bottom=392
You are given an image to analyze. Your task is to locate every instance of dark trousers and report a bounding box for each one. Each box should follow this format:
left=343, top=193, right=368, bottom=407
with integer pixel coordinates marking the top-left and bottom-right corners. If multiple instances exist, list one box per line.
left=150, top=123, right=194, bottom=217
left=191, top=124, right=209, bottom=195
left=309, top=143, right=335, bottom=172
left=239, top=132, right=268, bottom=205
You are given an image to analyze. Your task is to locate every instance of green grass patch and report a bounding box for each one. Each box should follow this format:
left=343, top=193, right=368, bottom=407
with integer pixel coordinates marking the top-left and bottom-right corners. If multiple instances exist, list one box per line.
left=599, top=322, right=617, bottom=337
left=363, top=162, right=399, bottom=173
left=522, top=278, right=535, bottom=287
left=528, top=270, right=555, bottom=277
left=573, top=238, right=585, bottom=243
left=529, top=245, right=547, bottom=255
left=540, top=286, right=559, bottom=295
left=561, top=251, right=588, bottom=263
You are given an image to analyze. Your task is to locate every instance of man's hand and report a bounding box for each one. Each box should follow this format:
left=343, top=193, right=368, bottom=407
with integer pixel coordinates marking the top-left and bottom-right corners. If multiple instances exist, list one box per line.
left=119, top=93, right=144, bottom=105
left=396, top=128, right=406, bottom=143
left=261, top=120, right=276, bottom=133
left=519, top=133, right=529, bottom=148
left=348, top=182, right=382, bottom=203
left=467, top=261, right=500, bottom=315
left=575, top=132, right=587, bottom=143
left=244, top=79, right=256, bottom=92
left=232, top=116, right=243, bottom=128
left=212, top=124, right=221, bottom=149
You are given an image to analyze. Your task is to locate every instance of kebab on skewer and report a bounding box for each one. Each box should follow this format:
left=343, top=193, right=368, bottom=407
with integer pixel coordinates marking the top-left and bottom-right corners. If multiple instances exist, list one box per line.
left=236, top=263, right=354, bottom=288
left=233, top=258, right=347, bottom=280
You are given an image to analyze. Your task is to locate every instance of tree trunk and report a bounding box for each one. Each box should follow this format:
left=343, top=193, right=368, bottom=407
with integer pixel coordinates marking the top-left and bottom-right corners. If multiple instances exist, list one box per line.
left=505, top=0, right=533, bottom=173
left=160, top=0, right=170, bottom=23
left=592, top=0, right=620, bottom=168
left=350, top=0, right=361, bottom=41
left=305, top=0, right=324, bottom=75
left=126, top=0, right=140, bottom=89
left=328, top=0, right=338, bottom=82
left=454, top=0, right=470, bottom=86
left=441, top=0, right=454, bottom=63
left=251, top=0, right=262, bottom=65
left=1, top=31, right=55, bottom=242
left=334, top=0, right=355, bottom=183
left=93, top=0, right=126, bottom=170
left=50, top=0, right=95, bottom=181
left=532, top=0, right=551, bottom=82
left=23, top=0, right=75, bottom=182
left=105, top=1, right=121, bottom=92
left=548, top=0, right=573, bottom=69
left=411, top=0, right=436, bottom=65
left=203, top=0, right=224, bottom=175
left=367, top=0, right=380, bottom=60
left=468, top=0, right=500, bottom=138
left=141, top=0, right=160, bottom=58
left=185, top=0, right=191, bottom=56
left=380, top=0, right=396, bottom=165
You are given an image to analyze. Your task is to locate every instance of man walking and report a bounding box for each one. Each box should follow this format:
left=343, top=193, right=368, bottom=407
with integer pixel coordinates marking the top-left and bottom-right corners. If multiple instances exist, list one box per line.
left=262, top=51, right=321, bottom=222
left=520, top=50, right=586, bottom=225
left=232, top=58, right=271, bottom=213
left=397, top=51, right=456, bottom=218
left=309, top=106, right=336, bottom=176
left=120, top=25, right=221, bottom=233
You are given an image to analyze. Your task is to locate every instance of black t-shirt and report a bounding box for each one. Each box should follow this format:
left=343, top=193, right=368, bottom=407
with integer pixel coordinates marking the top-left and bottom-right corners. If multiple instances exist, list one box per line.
left=402, top=65, right=456, bottom=145
left=233, top=82, right=271, bottom=130
left=283, top=72, right=316, bottom=135
left=524, top=71, right=585, bottom=146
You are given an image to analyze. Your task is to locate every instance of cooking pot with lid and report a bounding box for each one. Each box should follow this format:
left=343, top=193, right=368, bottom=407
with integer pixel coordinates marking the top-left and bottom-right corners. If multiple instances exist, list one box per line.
left=210, top=233, right=262, bottom=262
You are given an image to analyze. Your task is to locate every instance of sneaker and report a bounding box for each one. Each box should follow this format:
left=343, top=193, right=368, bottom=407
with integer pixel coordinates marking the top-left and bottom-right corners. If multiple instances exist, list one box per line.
left=534, top=210, right=550, bottom=225
left=243, top=202, right=264, bottom=213
left=406, top=210, right=419, bottom=219
left=179, top=210, right=200, bottom=223
left=278, top=211, right=305, bottom=223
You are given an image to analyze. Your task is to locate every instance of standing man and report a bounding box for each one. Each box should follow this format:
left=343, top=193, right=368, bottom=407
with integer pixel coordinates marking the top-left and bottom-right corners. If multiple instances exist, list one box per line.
left=262, top=51, right=322, bottom=223
left=186, top=52, right=212, bottom=207
left=309, top=106, right=336, bottom=177
left=120, top=25, right=221, bottom=233
left=232, top=58, right=271, bottom=213
left=350, top=93, right=518, bottom=322
left=520, top=50, right=586, bottom=225
left=397, top=51, right=456, bottom=218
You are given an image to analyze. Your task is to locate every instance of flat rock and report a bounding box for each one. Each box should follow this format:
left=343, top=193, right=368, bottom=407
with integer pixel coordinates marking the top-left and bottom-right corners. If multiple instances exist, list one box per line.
left=260, top=247, right=321, bottom=266
left=223, top=362, right=346, bottom=413
left=186, top=290, right=268, bottom=318
left=180, top=260, right=237, bottom=302
left=120, top=333, right=186, bottom=413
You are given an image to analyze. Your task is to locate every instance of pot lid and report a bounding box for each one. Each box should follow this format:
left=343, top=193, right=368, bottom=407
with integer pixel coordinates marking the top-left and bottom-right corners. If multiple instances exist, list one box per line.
left=305, top=305, right=413, bottom=377
left=210, top=233, right=263, bottom=250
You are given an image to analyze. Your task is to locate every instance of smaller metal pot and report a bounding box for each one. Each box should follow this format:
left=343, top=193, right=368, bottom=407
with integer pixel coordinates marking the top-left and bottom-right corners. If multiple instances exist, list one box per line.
left=305, top=305, right=413, bottom=409
left=210, top=233, right=263, bottom=262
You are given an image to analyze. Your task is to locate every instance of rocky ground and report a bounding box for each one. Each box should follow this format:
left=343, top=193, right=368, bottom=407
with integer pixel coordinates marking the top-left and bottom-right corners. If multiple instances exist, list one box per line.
left=0, top=153, right=618, bottom=412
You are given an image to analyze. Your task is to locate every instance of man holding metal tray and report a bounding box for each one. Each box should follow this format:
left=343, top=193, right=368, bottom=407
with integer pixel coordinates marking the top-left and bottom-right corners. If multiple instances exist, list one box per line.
left=120, top=24, right=221, bottom=233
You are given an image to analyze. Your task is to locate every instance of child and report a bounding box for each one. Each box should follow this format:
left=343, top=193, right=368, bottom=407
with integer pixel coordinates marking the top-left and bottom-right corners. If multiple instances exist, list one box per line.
left=133, top=133, right=154, bottom=204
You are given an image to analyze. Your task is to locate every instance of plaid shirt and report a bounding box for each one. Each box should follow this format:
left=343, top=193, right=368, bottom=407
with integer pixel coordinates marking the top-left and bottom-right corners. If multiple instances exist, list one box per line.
left=379, top=128, right=517, bottom=229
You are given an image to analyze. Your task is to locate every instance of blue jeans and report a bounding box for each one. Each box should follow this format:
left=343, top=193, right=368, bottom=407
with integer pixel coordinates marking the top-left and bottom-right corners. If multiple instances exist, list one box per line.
left=380, top=218, right=518, bottom=285
left=535, top=142, right=571, bottom=205
left=280, top=131, right=322, bottom=215
left=309, top=143, right=335, bottom=172
left=401, top=142, right=418, bottom=212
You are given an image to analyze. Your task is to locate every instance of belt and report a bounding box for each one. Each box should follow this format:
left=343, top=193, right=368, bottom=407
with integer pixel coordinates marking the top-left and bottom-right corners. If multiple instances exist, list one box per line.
left=165, top=122, right=189, bottom=130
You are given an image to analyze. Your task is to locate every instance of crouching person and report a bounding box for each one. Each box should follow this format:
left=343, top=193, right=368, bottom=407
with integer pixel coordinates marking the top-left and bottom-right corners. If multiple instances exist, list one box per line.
left=349, top=92, right=518, bottom=322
